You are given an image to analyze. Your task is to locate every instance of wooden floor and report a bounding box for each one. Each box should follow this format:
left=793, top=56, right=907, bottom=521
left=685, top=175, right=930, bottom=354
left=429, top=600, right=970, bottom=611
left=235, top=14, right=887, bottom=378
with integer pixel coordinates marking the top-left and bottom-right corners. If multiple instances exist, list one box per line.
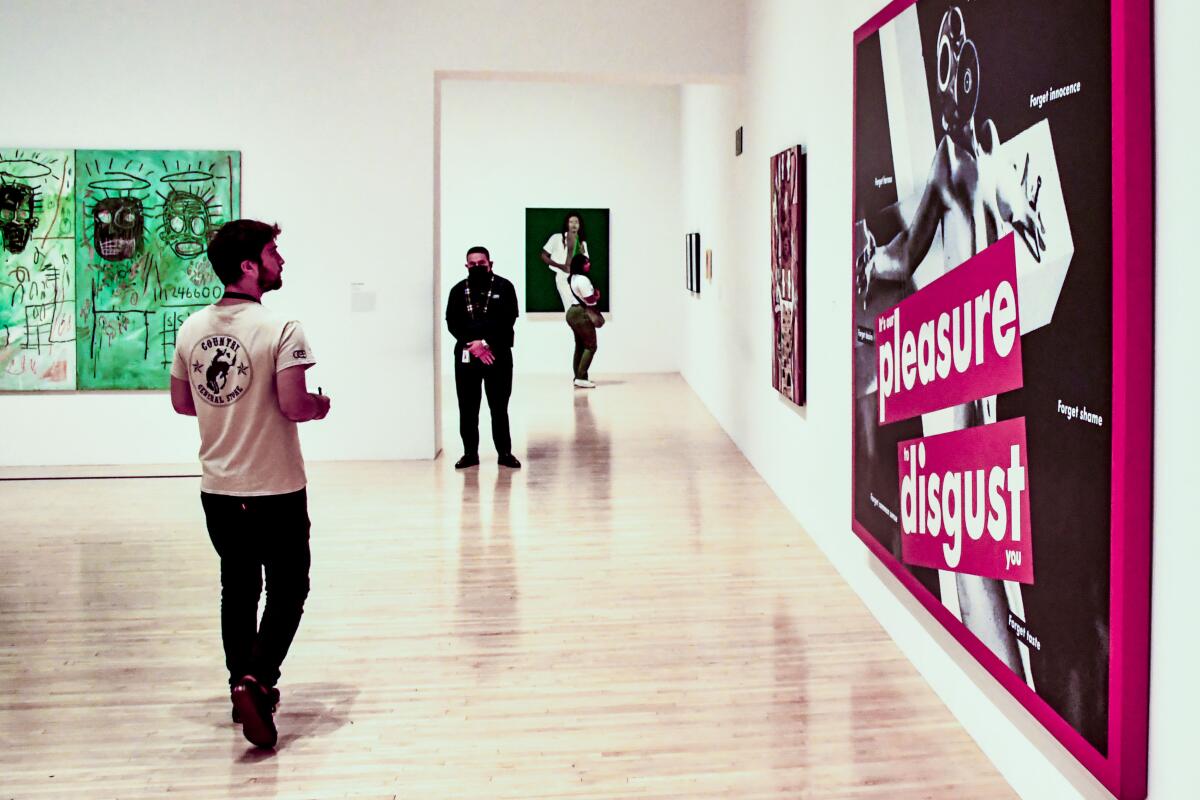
left=0, top=374, right=1013, bottom=799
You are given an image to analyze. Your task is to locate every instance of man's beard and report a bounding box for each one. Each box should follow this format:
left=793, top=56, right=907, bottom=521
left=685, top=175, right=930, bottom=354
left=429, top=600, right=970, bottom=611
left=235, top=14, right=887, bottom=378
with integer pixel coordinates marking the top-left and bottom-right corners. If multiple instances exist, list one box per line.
left=258, top=272, right=282, bottom=292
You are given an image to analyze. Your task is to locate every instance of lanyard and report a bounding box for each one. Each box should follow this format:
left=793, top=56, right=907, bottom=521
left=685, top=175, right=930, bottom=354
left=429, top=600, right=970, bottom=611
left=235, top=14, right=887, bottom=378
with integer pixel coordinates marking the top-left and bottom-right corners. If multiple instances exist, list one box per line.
left=464, top=273, right=494, bottom=321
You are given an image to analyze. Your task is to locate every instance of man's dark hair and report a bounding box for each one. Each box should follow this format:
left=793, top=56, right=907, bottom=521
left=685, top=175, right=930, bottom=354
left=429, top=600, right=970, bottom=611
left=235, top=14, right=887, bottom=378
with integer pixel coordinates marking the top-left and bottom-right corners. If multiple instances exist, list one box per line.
left=207, top=219, right=281, bottom=286
left=560, top=211, right=586, bottom=242
left=569, top=252, right=590, bottom=275
left=466, top=245, right=490, bottom=261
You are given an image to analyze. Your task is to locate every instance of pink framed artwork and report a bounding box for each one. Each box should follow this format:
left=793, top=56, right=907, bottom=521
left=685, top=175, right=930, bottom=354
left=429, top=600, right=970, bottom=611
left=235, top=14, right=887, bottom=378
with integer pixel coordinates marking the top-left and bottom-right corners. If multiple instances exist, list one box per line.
left=850, top=1, right=1152, bottom=798
left=771, top=145, right=806, bottom=406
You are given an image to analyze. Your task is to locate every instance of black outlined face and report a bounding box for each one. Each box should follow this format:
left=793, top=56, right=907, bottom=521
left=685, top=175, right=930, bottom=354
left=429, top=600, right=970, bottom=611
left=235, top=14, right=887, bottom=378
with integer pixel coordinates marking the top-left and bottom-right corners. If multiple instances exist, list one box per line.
left=93, top=196, right=144, bottom=262
left=0, top=184, right=38, bottom=254
left=159, top=190, right=211, bottom=258
left=936, top=6, right=979, bottom=137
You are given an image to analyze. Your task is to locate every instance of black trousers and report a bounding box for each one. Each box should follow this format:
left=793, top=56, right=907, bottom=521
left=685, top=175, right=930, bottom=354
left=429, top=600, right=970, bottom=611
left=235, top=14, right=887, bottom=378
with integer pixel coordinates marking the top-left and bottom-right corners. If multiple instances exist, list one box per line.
left=455, top=347, right=513, bottom=456
left=200, top=488, right=311, bottom=689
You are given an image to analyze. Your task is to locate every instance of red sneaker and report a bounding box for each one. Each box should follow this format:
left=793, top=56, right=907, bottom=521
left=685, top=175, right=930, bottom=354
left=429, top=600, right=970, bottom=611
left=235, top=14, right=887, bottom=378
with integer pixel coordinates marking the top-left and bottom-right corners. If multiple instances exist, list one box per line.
left=231, top=685, right=279, bottom=723
left=231, top=675, right=278, bottom=748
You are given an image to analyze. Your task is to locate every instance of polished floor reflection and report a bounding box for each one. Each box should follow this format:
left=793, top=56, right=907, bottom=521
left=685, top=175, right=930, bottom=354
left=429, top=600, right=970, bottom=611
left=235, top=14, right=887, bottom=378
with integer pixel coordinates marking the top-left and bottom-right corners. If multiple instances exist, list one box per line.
left=0, top=374, right=1012, bottom=798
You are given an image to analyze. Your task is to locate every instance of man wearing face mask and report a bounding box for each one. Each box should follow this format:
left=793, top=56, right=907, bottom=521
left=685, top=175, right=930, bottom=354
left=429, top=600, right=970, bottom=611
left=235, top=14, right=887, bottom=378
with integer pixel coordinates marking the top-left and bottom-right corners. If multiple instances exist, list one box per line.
left=446, top=246, right=521, bottom=469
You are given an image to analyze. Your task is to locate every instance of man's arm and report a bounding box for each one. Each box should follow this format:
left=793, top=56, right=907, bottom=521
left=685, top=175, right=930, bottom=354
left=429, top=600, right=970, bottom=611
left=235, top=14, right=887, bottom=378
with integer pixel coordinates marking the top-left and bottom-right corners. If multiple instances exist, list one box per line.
left=878, top=143, right=950, bottom=278
left=541, top=249, right=567, bottom=273
left=857, top=140, right=951, bottom=298
left=447, top=285, right=489, bottom=360
left=170, top=376, right=197, bottom=417
left=446, top=289, right=467, bottom=342
left=277, top=364, right=331, bottom=421
left=985, top=122, right=1047, bottom=261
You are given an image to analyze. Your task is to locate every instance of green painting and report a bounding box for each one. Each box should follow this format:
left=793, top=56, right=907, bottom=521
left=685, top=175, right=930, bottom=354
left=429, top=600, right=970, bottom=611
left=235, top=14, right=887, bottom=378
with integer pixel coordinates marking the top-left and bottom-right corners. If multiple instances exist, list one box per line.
left=76, top=150, right=240, bottom=389
left=0, top=149, right=76, bottom=390
left=524, top=208, right=610, bottom=313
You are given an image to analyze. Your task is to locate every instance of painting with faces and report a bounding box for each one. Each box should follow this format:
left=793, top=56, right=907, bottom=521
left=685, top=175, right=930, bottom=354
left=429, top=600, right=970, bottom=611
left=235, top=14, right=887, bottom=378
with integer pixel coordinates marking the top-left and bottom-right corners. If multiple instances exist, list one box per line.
left=75, top=150, right=239, bottom=389
left=0, top=150, right=77, bottom=390
left=852, top=1, right=1151, bottom=797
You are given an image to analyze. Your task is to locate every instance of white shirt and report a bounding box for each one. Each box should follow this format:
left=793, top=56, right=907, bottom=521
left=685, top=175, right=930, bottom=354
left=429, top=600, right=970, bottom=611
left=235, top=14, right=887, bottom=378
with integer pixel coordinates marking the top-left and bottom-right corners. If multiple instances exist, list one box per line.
left=568, top=274, right=597, bottom=306
left=542, top=233, right=589, bottom=310
left=171, top=302, right=316, bottom=496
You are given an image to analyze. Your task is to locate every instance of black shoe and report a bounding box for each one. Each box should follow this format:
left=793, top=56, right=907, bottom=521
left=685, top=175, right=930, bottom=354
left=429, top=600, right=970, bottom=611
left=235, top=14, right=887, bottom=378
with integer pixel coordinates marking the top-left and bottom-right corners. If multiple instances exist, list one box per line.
left=455, top=453, right=480, bottom=469
left=498, top=453, right=522, bottom=469
left=231, top=675, right=278, bottom=748
left=232, top=685, right=279, bottom=723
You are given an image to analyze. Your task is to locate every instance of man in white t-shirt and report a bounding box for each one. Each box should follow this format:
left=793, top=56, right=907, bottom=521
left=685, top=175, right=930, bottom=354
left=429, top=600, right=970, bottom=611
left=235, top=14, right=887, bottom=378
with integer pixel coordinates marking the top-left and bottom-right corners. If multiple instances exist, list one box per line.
left=539, top=211, right=589, bottom=311
left=170, top=219, right=330, bottom=750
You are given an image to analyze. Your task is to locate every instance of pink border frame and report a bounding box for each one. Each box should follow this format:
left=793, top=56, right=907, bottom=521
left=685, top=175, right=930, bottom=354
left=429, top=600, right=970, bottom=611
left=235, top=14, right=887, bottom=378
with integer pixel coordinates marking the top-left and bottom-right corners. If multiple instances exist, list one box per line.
left=849, top=2, right=1153, bottom=798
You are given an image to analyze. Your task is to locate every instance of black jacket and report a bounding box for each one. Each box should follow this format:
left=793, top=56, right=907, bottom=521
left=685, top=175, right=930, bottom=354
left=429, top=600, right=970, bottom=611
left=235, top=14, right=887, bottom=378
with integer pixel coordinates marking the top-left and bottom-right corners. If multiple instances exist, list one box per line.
left=445, top=270, right=519, bottom=352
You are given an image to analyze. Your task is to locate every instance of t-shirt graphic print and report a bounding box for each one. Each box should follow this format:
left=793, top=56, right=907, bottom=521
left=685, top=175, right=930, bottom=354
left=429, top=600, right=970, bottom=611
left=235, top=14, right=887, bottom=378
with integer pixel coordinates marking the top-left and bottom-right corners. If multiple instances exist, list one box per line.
left=192, top=334, right=252, bottom=406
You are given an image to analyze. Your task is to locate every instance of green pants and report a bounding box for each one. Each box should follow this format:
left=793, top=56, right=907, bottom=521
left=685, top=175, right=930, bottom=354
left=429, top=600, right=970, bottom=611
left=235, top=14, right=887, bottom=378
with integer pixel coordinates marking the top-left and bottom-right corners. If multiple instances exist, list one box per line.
left=565, top=304, right=598, bottom=380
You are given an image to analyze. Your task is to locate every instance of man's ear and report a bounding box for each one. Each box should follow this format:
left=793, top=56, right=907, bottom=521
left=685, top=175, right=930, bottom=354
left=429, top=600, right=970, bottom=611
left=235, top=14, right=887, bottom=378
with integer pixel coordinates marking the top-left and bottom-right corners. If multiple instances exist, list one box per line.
left=240, top=258, right=258, bottom=278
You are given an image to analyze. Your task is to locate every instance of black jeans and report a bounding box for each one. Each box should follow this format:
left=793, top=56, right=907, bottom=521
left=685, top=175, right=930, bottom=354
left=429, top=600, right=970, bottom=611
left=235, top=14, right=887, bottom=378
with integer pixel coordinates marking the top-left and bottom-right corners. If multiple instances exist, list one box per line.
left=201, top=488, right=311, bottom=689
left=455, top=347, right=513, bottom=456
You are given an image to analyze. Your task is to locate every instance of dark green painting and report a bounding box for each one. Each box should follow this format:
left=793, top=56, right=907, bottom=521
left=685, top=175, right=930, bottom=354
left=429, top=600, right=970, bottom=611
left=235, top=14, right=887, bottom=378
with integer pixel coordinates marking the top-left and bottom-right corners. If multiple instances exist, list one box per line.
left=524, top=208, right=609, bottom=313
left=76, top=150, right=240, bottom=389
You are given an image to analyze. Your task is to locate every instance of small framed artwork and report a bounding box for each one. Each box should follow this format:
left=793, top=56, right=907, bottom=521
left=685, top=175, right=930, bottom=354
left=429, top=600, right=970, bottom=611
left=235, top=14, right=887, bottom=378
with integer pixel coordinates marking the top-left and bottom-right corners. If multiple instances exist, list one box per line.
left=685, top=232, right=701, bottom=294
left=685, top=233, right=692, bottom=292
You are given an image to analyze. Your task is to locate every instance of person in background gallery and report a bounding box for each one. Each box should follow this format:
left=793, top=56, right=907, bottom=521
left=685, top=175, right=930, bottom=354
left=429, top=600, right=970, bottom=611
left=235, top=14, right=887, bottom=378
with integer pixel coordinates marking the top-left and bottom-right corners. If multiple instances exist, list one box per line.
left=169, top=219, right=331, bottom=750
left=446, top=246, right=522, bottom=470
left=540, top=211, right=589, bottom=312
left=854, top=6, right=1047, bottom=680
left=565, top=252, right=601, bottom=388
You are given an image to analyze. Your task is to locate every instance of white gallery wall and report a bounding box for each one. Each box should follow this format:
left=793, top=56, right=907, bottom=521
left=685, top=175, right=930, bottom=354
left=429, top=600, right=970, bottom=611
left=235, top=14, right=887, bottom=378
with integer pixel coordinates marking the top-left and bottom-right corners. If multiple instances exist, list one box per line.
left=680, top=1, right=1197, bottom=799
left=0, top=0, right=742, bottom=466
left=439, top=80, right=683, bottom=380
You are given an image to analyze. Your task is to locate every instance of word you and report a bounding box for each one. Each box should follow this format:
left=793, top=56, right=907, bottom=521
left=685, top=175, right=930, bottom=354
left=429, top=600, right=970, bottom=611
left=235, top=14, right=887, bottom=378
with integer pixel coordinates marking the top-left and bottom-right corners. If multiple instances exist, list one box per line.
left=898, top=418, right=1033, bottom=583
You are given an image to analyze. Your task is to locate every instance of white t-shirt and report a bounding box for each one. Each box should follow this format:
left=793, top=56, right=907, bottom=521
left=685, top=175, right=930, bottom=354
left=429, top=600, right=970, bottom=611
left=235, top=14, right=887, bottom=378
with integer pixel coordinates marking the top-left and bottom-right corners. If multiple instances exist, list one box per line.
left=542, top=233, right=589, bottom=310
left=568, top=274, right=597, bottom=306
left=170, top=302, right=317, bottom=496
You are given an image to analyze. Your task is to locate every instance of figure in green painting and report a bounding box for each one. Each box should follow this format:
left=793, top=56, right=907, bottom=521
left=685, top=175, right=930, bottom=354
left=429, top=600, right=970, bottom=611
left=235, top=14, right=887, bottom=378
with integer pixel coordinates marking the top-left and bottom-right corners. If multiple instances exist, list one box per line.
left=91, top=195, right=145, bottom=262
left=159, top=170, right=223, bottom=259
left=76, top=151, right=239, bottom=390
